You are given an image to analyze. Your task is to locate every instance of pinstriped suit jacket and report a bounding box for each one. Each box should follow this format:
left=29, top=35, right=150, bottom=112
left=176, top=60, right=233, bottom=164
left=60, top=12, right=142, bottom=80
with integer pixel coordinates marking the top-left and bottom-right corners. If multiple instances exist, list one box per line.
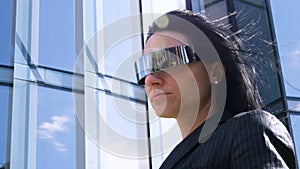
left=159, top=110, right=296, bottom=169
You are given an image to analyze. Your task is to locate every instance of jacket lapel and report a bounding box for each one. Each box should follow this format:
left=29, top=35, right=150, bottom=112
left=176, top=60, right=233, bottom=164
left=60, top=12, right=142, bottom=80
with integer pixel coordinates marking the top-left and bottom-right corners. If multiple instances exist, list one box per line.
left=159, top=111, right=234, bottom=169
left=159, top=124, right=204, bottom=169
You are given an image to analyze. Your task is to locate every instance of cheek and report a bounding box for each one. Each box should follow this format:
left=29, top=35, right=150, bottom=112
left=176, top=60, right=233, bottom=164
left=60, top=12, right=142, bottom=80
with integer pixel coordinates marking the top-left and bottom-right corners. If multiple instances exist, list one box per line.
left=194, top=73, right=209, bottom=94
left=196, top=76, right=212, bottom=106
left=196, top=73, right=210, bottom=89
left=188, top=64, right=212, bottom=101
left=192, top=64, right=210, bottom=89
left=145, top=86, right=150, bottom=96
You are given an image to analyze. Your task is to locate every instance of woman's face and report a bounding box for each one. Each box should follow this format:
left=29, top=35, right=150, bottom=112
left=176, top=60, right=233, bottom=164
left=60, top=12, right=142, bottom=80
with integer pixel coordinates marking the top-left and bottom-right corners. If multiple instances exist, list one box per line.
left=144, top=31, right=212, bottom=118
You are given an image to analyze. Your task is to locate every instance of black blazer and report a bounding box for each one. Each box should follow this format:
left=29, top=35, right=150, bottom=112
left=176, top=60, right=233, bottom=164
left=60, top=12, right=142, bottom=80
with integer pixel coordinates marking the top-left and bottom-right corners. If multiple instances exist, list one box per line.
left=159, top=110, right=296, bottom=169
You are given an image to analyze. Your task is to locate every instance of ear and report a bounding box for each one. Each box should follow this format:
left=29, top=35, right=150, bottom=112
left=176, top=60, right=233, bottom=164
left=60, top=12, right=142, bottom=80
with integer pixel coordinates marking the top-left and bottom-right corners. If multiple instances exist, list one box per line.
left=209, top=62, right=225, bottom=85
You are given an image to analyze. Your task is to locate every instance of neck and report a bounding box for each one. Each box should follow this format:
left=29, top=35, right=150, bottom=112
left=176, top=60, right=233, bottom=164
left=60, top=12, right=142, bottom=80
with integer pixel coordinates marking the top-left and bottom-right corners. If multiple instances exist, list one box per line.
left=176, top=102, right=211, bottom=139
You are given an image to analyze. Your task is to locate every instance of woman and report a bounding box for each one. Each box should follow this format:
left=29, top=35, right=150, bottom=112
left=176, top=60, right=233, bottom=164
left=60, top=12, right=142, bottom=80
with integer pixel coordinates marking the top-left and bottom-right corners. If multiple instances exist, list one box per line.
left=135, top=10, right=295, bottom=169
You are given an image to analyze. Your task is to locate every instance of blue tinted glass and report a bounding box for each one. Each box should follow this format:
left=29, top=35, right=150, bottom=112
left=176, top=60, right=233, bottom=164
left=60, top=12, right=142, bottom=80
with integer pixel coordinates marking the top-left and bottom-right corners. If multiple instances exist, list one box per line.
left=36, top=87, right=76, bottom=169
left=39, top=0, right=76, bottom=71
left=234, top=1, right=281, bottom=106
left=91, top=92, right=149, bottom=168
left=271, top=0, right=300, bottom=97
left=287, top=100, right=300, bottom=112
left=289, top=113, right=300, bottom=167
left=0, top=86, right=10, bottom=167
left=0, top=1, right=13, bottom=65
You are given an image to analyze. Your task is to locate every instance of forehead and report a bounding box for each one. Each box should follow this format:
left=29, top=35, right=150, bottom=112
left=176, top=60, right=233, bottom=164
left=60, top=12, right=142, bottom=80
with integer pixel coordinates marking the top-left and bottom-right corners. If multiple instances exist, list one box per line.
left=145, top=31, right=190, bottom=50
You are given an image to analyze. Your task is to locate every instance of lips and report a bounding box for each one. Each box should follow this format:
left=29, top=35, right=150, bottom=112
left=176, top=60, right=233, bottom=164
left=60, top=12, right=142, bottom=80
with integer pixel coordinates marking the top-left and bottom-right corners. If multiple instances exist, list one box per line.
left=149, top=91, right=171, bottom=102
left=151, top=93, right=166, bottom=100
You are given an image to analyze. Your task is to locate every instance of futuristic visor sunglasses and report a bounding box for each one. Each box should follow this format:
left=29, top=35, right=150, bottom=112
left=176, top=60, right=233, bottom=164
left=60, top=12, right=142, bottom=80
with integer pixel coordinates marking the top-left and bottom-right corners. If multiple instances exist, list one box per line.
left=134, top=45, right=200, bottom=85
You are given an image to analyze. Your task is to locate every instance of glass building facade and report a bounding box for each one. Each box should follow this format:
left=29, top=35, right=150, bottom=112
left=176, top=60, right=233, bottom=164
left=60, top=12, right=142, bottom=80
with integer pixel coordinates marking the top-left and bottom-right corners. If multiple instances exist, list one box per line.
left=0, top=0, right=299, bottom=168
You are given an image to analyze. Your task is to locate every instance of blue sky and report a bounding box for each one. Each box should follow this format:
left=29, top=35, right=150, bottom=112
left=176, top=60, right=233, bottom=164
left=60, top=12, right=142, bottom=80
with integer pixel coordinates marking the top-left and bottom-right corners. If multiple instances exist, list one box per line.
left=36, top=87, right=75, bottom=169
left=271, top=0, right=300, bottom=164
left=271, top=0, right=300, bottom=99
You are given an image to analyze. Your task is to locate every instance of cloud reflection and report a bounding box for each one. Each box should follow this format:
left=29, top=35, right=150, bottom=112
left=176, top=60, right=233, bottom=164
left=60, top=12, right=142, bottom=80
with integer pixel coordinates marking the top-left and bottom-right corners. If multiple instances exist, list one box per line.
left=38, top=115, right=71, bottom=152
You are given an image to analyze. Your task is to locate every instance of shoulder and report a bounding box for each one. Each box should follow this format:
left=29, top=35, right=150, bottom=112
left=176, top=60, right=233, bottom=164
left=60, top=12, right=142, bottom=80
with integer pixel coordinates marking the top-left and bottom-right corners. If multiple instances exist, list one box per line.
left=229, top=109, right=293, bottom=144
left=227, top=109, right=296, bottom=169
left=232, top=109, right=277, bottom=122
left=229, top=109, right=285, bottom=130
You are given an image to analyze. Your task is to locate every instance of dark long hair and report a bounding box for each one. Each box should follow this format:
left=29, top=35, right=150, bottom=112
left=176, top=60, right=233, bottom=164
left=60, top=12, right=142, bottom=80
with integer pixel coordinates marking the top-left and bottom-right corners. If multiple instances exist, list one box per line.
left=146, top=10, right=261, bottom=115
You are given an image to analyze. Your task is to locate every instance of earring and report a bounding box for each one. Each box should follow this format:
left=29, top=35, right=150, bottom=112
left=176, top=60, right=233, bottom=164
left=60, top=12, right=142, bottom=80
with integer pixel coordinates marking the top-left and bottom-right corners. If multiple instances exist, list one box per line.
left=210, top=73, right=219, bottom=85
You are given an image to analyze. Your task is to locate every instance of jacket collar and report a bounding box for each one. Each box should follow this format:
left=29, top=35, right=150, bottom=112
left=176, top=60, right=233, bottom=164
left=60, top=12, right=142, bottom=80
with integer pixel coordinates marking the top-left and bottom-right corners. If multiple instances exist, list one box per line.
left=159, top=123, right=204, bottom=169
left=159, top=111, right=234, bottom=169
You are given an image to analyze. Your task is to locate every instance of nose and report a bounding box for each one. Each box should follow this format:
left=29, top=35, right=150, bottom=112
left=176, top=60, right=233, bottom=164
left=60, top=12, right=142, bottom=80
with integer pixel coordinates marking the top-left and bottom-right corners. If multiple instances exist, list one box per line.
left=144, top=73, right=163, bottom=86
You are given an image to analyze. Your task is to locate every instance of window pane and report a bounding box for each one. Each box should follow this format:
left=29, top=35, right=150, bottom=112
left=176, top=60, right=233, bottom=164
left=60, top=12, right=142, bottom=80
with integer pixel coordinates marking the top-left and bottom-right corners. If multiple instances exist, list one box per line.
left=197, top=1, right=284, bottom=106
left=142, top=0, right=185, bottom=13
left=0, top=86, right=10, bottom=168
left=99, top=35, right=142, bottom=81
left=289, top=113, right=300, bottom=167
left=0, top=66, right=13, bottom=85
left=234, top=1, right=282, bottom=106
left=82, top=90, right=149, bottom=168
left=287, top=99, right=300, bottom=112
left=39, top=0, right=76, bottom=71
left=270, top=0, right=300, bottom=98
left=36, top=87, right=76, bottom=169
left=0, top=0, right=13, bottom=65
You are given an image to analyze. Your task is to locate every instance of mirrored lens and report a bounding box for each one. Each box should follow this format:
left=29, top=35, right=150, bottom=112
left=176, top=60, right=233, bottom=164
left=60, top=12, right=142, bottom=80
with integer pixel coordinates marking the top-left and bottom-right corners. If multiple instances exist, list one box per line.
left=134, top=46, right=200, bottom=85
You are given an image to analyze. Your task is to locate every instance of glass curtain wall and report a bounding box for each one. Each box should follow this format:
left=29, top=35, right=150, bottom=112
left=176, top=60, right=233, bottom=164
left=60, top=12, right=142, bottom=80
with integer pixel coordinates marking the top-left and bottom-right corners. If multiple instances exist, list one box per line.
left=0, top=1, right=14, bottom=65
left=2, top=0, right=299, bottom=168
left=81, top=0, right=150, bottom=168
left=8, top=0, right=149, bottom=168
left=0, top=1, right=14, bottom=169
left=270, top=0, right=300, bottom=167
left=0, top=87, right=11, bottom=169
left=10, top=0, right=81, bottom=169
left=189, top=0, right=286, bottom=118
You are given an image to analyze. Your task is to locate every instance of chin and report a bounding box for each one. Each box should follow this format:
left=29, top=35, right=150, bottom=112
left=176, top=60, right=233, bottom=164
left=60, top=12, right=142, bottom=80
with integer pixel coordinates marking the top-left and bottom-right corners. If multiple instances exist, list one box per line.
left=155, top=109, right=178, bottom=118
left=151, top=100, right=179, bottom=118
